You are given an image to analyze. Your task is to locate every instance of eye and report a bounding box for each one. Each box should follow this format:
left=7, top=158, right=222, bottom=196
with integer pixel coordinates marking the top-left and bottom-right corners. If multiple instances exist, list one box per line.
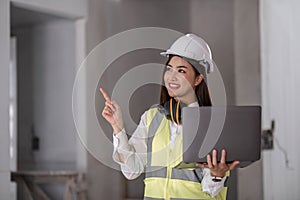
left=178, top=69, right=186, bottom=73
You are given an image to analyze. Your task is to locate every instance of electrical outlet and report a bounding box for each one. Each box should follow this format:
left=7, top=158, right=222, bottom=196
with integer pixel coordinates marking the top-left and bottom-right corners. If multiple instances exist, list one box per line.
left=32, top=136, right=39, bottom=151
left=262, top=120, right=274, bottom=150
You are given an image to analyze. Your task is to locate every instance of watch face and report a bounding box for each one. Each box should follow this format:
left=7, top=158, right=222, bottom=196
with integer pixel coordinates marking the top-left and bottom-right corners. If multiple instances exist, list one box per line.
left=212, top=177, right=222, bottom=182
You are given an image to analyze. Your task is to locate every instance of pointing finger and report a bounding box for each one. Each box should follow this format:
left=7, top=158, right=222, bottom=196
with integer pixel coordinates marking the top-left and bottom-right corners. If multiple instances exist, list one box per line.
left=100, top=87, right=111, bottom=102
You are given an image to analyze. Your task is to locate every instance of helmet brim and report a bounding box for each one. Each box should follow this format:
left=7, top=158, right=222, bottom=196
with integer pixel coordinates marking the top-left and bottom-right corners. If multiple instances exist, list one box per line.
left=160, top=50, right=213, bottom=74
left=160, top=50, right=180, bottom=57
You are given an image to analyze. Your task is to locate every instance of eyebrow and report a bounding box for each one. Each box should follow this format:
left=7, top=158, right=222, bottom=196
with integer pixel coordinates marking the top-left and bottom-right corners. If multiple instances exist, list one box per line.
left=167, top=64, right=188, bottom=69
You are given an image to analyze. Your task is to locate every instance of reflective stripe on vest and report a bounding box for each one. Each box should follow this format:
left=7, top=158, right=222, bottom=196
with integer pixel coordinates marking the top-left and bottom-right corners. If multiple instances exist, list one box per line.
left=144, top=108, right=228, bottom=200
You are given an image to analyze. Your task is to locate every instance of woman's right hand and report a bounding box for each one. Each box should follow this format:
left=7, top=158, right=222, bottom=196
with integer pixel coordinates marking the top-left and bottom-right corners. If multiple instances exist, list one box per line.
left=100, top=87, right=124, bottom=134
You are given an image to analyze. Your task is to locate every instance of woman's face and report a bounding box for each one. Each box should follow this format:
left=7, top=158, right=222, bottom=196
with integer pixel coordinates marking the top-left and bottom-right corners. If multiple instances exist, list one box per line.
left=164, top=56, right=203, bottom=104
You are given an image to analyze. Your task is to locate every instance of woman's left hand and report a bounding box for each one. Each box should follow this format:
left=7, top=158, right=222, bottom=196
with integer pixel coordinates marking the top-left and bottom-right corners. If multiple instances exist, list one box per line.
left=196, top=149, right=240, bottom=177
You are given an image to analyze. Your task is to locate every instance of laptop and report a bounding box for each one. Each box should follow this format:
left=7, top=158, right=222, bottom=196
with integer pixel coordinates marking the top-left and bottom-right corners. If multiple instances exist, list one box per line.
left=182, top=106, right=261, bottom=167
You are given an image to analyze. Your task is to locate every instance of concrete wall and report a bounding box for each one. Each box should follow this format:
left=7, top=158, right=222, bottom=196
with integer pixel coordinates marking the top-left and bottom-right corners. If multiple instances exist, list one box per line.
left=0, top=0, right=11, bottom=199
left=261, top=0, right=300, bottom=199
left=190, top=0, right=236, bottom=105
left=32, top=21, right=77, bottom=170
left=233, top=0, right=263, bottom=199
left=13, top=26, right=35, bottom=170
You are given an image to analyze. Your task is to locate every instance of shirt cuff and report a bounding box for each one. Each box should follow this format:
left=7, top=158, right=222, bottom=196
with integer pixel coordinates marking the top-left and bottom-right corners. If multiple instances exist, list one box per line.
left=113, top=129, right=131, bottom=150
left=112, top=129, right=132, bottom=164
left=201, top=169, right=226, bottom=197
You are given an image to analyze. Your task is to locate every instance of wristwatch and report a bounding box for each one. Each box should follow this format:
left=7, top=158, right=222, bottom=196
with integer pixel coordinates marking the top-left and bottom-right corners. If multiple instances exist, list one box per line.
left=212, top=176, right=223, bottom=182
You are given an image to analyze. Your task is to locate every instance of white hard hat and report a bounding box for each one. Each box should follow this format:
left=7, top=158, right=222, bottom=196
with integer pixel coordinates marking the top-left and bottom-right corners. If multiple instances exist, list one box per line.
left=160, top=33, right=214, bottom=74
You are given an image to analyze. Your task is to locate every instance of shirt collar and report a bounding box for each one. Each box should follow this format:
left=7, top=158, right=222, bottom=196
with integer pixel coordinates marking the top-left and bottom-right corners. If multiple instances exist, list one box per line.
left=188, top=101, right=199, bottom=107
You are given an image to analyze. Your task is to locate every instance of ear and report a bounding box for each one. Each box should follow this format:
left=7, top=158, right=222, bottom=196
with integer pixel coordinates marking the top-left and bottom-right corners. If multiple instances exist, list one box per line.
left=194, top=74, right=203, bottom=87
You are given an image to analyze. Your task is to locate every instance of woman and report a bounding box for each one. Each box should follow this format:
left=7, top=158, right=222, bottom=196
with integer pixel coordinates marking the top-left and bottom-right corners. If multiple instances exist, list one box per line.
left=100, top=33, right=239, bottom=199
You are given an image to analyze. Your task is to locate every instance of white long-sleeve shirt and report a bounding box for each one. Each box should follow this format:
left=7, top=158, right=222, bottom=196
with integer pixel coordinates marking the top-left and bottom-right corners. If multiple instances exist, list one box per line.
left=112, top=102, right=226, bottom=197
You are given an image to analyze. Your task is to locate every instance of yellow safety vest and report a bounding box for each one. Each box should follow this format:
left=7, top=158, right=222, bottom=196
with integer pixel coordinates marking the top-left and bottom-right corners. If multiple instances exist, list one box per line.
left=144, top=108, right=228, bottom=200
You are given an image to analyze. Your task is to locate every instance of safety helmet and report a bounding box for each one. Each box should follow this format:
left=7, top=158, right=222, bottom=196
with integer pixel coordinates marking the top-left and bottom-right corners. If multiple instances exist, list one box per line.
left=160, top=33, right=214, bottom=74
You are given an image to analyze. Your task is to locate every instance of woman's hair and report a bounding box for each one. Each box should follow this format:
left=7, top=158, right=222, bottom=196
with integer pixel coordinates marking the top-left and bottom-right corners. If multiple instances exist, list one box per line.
left=159, top=55, right=212, bottom=106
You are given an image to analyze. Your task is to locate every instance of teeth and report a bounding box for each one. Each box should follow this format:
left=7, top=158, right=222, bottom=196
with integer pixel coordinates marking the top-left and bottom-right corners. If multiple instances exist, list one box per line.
left=169, top=83, right=180, bottom=88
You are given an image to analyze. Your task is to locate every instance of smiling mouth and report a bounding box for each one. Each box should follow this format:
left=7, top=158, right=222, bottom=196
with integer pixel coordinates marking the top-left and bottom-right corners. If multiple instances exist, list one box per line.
left=168, top=83, right=180, bottom=90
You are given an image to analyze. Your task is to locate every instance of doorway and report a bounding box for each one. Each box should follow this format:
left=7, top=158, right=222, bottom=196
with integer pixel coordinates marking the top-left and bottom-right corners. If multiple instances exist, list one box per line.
left=10, top=4, right=85, bottom=199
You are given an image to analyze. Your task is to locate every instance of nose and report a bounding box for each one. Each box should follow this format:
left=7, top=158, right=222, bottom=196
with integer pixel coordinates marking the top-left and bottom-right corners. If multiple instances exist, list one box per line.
left=166, top=68, right=178, bottom=81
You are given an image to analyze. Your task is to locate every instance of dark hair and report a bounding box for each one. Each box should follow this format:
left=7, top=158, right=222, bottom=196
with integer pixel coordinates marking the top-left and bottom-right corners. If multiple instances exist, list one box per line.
left=159, top=55, right=212, bottom=106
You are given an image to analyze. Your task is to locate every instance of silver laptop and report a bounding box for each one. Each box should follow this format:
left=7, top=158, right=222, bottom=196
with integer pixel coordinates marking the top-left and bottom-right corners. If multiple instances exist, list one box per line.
left=182, top=106, right=261, bottom=167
